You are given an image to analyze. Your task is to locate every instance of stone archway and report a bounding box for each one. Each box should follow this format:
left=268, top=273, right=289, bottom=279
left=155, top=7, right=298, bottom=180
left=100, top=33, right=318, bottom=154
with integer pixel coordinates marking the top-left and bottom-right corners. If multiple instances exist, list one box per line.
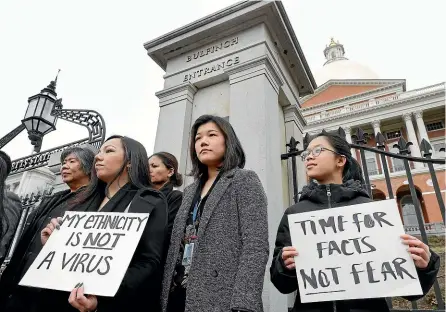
left=396, top=185, right=428, bottom=225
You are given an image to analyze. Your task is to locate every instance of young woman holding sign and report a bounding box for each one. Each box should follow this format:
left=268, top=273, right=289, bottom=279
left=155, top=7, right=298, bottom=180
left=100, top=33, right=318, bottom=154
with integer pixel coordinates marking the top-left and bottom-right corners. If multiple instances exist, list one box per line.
left=270, top=130, right=440, bottom=312
left=38, top=135, right=168, bottom=312
left=161, top=115, right=269, bottom=312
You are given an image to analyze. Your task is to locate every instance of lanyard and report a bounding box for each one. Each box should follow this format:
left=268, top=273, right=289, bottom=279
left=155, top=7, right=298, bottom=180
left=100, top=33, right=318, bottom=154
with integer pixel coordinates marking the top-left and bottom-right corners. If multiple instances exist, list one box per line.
left=192, top=199, right=201, bottom=223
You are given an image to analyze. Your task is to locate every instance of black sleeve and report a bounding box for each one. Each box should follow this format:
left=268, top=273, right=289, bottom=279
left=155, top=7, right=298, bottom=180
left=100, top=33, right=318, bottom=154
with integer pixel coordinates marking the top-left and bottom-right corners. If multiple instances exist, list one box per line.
left=167, top=191, right=182, bottom=242
left=270, top=212, right=299, bottom=294
left=403, top=249, right=441, bottom=301
left=98, top=191, right=168, bottom=310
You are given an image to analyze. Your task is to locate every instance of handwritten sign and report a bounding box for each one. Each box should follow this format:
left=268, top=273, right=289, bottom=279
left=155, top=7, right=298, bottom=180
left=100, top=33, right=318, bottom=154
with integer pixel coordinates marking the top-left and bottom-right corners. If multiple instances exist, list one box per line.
left=288, top=199, right=422, bottom=303
left=20, top=211, right=149, bottom=297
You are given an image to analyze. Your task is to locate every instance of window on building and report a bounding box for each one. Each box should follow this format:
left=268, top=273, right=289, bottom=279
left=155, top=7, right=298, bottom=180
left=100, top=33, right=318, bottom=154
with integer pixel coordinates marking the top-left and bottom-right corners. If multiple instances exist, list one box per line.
left=431, top=138, right=445, bottom=159
left=401, top=195, right=424, bottom=225
left=364, top=150, right=379, bottom=176
left=386, top=130, right=401, bottom=140
left=426, top=121, right=445, bottom=132
left=389, top=145, right=405, bottom=172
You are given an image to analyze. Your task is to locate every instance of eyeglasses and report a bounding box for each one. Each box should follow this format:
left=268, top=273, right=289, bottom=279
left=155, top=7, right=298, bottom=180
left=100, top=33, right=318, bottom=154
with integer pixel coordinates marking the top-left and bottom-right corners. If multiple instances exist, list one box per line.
left=300, top=146, right=345, bottom=161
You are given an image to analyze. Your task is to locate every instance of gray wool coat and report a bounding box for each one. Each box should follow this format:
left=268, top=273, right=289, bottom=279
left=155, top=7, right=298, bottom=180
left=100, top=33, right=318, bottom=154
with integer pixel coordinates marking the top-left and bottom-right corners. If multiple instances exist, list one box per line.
left=161, top=168, right=269, bottom=312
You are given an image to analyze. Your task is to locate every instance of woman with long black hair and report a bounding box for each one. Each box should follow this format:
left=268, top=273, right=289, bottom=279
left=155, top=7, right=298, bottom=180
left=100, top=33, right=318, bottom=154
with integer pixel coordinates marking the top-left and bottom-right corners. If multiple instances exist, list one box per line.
left=38, top=135, right=168, bottom=312
left=270, top=130, right=440, bottom=312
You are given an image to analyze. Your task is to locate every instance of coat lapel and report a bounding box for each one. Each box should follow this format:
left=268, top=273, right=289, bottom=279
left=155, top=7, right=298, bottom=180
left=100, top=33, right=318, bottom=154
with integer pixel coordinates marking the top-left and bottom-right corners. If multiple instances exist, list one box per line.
left=197, top=168, right=236, bottom=237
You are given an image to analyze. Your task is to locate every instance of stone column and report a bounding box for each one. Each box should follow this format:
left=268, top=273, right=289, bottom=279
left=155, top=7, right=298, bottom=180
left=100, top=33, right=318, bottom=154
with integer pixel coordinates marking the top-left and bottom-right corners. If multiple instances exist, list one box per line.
left=154, top=82, right=197, bottom=187
left=344, top=126, right=357, bottom=159
left=371, top=120, right=381, bottom=135
left=403, top=113, right=424, bottom=169
left=226, top=55, right=288, bottom=312
left=414, top=110, right=432, bottom=155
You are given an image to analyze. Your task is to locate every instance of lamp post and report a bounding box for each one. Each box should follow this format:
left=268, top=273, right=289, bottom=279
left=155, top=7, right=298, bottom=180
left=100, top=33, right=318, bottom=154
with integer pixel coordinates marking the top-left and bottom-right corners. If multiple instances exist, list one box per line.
left=0, top=72, right=106, bottom=176
left=22, top=70, right=61, bottom=153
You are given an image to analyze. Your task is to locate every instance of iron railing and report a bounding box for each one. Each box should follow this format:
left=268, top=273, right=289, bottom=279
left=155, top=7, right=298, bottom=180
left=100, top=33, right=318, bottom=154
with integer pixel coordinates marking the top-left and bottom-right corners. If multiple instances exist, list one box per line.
left=282, top=126, right=445, bottom=311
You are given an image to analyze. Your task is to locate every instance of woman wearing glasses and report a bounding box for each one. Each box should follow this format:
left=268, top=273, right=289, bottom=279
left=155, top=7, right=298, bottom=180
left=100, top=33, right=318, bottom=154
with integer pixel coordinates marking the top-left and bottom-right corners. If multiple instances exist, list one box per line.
left=270, top=129, right=440, bottom=312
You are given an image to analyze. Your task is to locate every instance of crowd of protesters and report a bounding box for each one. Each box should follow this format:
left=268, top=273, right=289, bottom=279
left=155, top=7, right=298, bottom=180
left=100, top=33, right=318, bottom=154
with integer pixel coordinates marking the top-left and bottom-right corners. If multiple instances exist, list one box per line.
left=0, top=115, right=440, bottom=312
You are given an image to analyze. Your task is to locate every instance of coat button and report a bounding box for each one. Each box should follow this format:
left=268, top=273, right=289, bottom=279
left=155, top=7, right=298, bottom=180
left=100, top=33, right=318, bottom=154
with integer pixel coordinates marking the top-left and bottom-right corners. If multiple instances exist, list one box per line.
left=211, top=270, right=219, bottom=277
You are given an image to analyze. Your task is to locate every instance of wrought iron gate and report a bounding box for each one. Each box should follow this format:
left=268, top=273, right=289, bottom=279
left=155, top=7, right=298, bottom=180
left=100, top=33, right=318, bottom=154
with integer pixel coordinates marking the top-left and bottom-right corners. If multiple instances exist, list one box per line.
left=282, top=127, right=445, bottom=311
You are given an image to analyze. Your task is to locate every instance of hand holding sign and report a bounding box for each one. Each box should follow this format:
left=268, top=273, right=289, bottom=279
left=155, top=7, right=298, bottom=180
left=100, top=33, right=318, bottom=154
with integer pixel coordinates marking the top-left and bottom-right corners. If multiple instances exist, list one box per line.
left=282, top=247, right=299, bottom=270
left=401, top=234, right=431, bottom=269
left=69, top=283, right=98, bottom=312
left=41, top=217, right=63, bottom=245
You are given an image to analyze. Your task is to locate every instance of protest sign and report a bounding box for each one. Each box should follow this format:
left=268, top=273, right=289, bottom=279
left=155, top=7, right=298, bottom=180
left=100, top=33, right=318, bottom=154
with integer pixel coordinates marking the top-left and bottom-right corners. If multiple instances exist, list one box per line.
left=288, top=199, right=423, bottom=303
left=20, top=211, right=149, bottom=297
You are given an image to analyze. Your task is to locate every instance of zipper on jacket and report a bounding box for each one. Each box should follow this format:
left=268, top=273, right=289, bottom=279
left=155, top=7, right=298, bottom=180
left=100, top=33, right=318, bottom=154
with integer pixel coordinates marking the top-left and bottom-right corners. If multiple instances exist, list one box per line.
left=326, top=185, right=332, bottom=208
left=333, top=301, right=337, bottom=311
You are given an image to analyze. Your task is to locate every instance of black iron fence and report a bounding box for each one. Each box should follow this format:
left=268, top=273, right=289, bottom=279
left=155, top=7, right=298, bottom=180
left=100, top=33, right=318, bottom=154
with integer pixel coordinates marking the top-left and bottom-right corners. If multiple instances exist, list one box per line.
left=282, top=127, right=445, bottom=311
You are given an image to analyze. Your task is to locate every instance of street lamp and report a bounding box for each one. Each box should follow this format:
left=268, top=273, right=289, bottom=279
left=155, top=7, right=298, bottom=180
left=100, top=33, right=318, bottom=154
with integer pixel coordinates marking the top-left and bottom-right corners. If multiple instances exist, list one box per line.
left=0, top=72, right=106, bottom=176
left=22, top=70, right=61, bottom=152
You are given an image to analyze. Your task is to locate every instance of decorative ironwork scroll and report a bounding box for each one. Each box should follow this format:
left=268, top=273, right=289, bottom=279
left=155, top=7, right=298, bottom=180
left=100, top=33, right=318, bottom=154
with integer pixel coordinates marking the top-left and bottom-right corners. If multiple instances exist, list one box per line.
left=7, top=108, right=106, bottom=175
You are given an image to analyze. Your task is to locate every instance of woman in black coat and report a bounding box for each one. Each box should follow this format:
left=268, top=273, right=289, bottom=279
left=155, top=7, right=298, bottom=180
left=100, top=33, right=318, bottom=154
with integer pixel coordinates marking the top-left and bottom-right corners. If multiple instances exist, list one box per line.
left=149, top=151, right=183, bottom=244
left=39, top=135, right=168, bottom=312
left=270, top=130, right=440, bottom=312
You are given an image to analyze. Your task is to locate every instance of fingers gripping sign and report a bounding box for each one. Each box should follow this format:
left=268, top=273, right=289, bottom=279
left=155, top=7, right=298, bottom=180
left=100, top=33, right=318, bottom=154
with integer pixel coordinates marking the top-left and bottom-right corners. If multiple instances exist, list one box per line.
left=41, top=217, right=64, bottom=245
left=69, top=282, right=98, bottom=312
left=282, top=246, right=299, bottom=270
left=400, top=234, right=431, bottom=269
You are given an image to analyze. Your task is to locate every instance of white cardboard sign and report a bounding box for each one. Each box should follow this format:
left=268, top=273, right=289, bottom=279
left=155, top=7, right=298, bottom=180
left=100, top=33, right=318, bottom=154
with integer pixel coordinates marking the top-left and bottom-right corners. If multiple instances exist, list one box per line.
left=20, top=211, right=149, bottom=297
left=288, top=199, right=423, bottom=303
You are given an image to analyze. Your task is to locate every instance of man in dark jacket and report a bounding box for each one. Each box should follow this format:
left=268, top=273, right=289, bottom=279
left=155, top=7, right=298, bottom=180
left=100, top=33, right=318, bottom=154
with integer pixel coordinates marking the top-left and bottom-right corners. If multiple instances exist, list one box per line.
left=0, top=146, right=95, bottom=312
left=270, top=180, right=441, bottom=312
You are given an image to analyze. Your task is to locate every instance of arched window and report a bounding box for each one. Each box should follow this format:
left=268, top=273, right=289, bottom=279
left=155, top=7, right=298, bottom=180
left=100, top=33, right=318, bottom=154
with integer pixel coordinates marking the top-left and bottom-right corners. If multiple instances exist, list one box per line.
left=401, top=195, right=424, bottom=225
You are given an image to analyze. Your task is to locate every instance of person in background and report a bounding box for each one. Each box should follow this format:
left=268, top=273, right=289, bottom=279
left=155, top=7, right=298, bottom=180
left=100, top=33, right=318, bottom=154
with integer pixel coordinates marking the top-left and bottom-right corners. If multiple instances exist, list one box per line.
left=0, top=150, right=21, bottom=266
left=40, top=135, right=168, bottom=312
left=149, top=151, right=183, bottom=243
left=270, top=130, right=440, bottom=312
left=0, top=146, right=95, bottom=312
left=162, top=115, right=269, bottom=312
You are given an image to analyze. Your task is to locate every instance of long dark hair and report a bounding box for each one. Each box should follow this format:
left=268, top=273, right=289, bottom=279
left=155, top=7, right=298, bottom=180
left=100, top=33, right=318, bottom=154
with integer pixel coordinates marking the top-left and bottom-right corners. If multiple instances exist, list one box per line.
left=149, top=152, right=183, bottom=187
left=72, top=135, right=150, bottom=206
left=304, top=129, right=365, bottom=185
left=189, top=115, right=245, bottom=179
left=0, top=151, right=12, bottom=235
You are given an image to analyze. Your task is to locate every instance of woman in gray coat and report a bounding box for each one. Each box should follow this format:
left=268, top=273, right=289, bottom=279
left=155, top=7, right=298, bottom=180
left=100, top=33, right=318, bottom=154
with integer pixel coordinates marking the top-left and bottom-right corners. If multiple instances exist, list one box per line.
left=162, top=115, right=269, bottom=312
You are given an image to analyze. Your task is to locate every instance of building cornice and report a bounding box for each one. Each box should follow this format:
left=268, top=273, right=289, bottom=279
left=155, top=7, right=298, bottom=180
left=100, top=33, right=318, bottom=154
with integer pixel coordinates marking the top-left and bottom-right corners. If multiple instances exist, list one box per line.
left=155, top=82, right=197, bottom=107
left=301, top=79, right=406, bottom=104
left=225, top=54, right=283, bottom=93
left=301, top=81, right=405, bottom=113
left=304, top=93, right=444, bottom=131
left=304, top=83, right=445, bottom=123
left=144, top=1, right=316, bottom=95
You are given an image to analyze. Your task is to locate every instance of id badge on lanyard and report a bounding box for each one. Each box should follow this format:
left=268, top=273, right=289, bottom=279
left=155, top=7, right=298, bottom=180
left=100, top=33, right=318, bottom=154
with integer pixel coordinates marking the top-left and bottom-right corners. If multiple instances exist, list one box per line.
left=182, top=200, right=200, bottom=266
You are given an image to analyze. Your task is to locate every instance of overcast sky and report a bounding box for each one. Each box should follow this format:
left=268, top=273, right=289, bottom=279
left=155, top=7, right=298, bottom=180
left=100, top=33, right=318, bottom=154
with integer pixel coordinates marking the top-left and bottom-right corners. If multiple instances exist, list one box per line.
left=0, top=0, right=445, bottom=161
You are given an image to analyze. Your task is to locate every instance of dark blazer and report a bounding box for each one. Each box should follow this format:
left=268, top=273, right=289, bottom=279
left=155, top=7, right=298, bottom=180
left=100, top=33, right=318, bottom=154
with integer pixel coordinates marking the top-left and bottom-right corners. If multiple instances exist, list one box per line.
left=87, top=187, right=168, bottom=312
left=161, top=168, right=269, bottom=312
left=0, top=191, right=21, bottom=265
left=159, top=182, right=183, bottom=247
left=270, top=180, right=440, bottom=312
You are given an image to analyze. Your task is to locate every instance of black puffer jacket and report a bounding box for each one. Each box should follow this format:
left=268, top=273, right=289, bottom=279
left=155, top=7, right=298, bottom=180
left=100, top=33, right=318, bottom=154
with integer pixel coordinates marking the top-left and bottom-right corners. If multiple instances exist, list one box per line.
left=270, top=180, right=440, bottom=312
left=0, top=191, right=22, bottom=265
